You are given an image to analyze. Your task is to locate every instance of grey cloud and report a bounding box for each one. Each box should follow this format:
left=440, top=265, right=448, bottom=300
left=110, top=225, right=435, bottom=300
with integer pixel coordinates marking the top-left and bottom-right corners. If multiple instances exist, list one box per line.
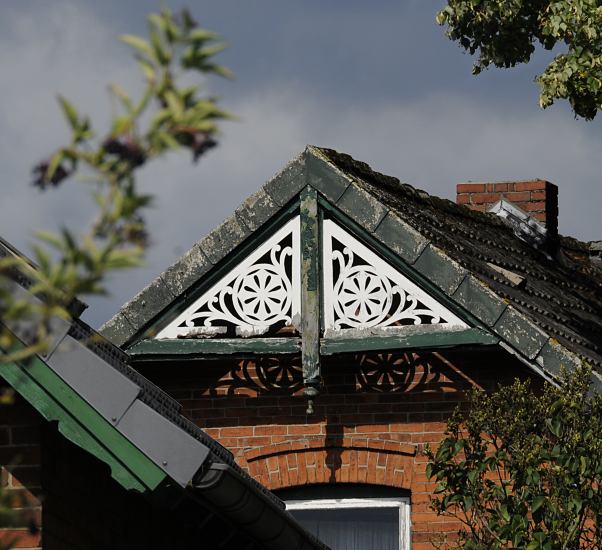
left=0, top=2, right=147, bottom=244
left=0, top=2, right=600, bottom=330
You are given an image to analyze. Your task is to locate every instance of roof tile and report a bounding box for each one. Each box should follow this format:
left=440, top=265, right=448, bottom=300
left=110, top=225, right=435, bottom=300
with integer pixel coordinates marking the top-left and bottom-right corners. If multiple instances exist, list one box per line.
left=453, top=275, right=507, bottom=327
left=235, top=188, right=279, bottom=232
left=160, top=244, right=211, bottom=298
left=336, top=184, right=388, bottom=233
left=199, top=213, right=249, bottom=265
left=373, top=211, right=428, bottom=264
left=306, top=147, right=351, bottom=202
left=413, top=244, right=467, bottom=296
left=494, top=307, right=549, bottom=359
left=119, top=277, right=175, bottom=333
left=262, top=152, right=306, bottom=206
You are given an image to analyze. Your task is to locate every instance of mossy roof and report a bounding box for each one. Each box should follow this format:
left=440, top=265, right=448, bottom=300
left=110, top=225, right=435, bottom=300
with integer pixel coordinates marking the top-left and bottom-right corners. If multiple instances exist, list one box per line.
left=100, top=146, right=602, bottom=385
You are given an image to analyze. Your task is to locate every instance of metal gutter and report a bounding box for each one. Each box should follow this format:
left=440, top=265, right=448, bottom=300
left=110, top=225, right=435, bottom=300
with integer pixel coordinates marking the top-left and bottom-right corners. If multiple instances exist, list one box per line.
left=194, top=463, right=330, bottom=550
left=2, top=343, right=330, bottom=548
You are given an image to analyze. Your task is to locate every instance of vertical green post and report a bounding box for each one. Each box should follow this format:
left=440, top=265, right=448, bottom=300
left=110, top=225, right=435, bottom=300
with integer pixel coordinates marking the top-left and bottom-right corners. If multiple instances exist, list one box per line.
left=300, top=185, right=321, bottom=414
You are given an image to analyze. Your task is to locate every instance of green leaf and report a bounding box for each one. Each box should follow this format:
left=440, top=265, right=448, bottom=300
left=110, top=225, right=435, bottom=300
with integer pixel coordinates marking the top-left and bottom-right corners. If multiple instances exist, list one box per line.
left=147, top=13, right=166, bottom=34
left=46, top=151, right=64, bottom=181
left=531, top=496, right=545, bottom=513
left=156, top=131, right=180, bottom=150
left=548, top=418, right=562, bottom=437
left=452, top=440, right=465, bottom=455
left=120, top=34, right=155, bottom=60
left=60, top=227, right=77, bottom=253
left=205, top=63, right=234, bottom=79
left=31, top=245, right=51, bottom=275
left=188, top=29, right=218, bottom=43
left=162, top=12, right=179, bottom=43
left=57, top=96, right=79, bottom=130
left=500, top=505, right=510, bottom=522
left=35, top=230, right=64, bottom=250
left=137, top=58, right=156, bottom=82
left=109, top=84, right=134, bottom=113
left=150, top=29, right=170, bottom=65
left=111, top=115, right=132, bottom=136
left=164, top=91, right=183, bottom=119
left=467, top=469, right=478, bottom=484
left=149, top=109, right=171, bottom=130
left=198, top=43, right=228, bottom=58
left=580, top=455, right=588, bottom=474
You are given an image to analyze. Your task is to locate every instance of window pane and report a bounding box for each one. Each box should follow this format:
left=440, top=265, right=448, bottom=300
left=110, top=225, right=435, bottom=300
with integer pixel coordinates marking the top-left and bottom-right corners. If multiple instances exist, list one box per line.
left=290, top=507, right=398, bottom=550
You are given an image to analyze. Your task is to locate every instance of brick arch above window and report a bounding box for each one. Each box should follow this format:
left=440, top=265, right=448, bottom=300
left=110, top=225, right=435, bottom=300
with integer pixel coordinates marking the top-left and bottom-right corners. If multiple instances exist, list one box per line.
left=244, top=437, right=416, bottom=491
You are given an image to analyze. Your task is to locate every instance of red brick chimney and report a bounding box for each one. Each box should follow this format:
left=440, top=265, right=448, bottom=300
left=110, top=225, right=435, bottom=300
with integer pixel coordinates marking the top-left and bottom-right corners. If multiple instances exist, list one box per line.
left=456, top=180, right=558, bottom=238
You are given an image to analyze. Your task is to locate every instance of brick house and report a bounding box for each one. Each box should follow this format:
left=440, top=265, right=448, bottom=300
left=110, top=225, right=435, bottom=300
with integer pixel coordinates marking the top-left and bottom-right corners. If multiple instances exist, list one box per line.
left=99, top=146, right=602, bottom=549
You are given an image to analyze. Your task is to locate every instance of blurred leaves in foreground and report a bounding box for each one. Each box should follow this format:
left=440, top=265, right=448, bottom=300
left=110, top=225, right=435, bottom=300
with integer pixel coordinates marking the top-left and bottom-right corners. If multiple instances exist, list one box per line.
left=1, top=7, right=232, bottom=364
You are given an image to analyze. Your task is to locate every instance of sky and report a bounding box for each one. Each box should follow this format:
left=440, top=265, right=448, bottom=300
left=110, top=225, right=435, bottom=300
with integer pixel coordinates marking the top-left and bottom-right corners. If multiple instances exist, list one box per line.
left=1, top=1, right=601, bottom=328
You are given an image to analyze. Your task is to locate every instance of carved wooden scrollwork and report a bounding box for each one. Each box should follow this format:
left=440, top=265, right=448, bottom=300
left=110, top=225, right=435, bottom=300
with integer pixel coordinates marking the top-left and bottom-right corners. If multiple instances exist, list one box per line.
left=322, top=219, right=467, bottom=333
left=156, top=217, right=301, bottom=338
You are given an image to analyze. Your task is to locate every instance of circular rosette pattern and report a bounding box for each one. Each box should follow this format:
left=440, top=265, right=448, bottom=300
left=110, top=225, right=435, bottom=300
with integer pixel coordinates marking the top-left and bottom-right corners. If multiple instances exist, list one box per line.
left=333, top=266, right=392, bottom=328
left=232, top=263, right=292, bottom=325
left=255, top=356, right=303, bottom=392
left=357, top=352, right=417, bottom=392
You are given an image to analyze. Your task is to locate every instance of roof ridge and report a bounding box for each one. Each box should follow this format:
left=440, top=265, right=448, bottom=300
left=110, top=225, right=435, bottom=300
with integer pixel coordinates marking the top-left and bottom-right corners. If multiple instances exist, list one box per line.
left=313, top=146, right=602, bottom=292
left=312, top=145, right=521, bottom=232
left=313, top=146, right=601, bottom=264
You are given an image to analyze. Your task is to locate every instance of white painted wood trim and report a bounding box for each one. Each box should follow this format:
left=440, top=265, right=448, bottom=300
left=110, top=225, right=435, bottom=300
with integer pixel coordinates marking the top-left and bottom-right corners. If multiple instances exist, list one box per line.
left=323, top=219, right=466, bottom=334
left=156, top=216, right=301, bottom=338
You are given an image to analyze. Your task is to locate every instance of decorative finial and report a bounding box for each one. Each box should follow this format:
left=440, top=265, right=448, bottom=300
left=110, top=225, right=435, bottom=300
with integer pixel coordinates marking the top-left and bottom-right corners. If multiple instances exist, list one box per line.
left=305, top=384, right=320, bottom=415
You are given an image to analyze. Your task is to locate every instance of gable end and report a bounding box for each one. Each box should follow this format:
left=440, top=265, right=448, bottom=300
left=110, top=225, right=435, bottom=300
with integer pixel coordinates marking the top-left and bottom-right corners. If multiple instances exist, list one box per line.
left=101, top=146, right=596, bottom=389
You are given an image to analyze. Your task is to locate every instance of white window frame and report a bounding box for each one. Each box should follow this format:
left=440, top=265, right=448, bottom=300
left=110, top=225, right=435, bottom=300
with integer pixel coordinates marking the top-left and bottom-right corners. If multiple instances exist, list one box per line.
left=286, top=497, right=411, bottom=549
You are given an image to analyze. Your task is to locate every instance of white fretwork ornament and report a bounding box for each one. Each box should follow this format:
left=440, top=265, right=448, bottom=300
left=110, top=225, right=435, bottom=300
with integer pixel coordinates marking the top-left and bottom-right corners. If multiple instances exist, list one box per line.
left=322, top=219, right=467, bottom=334
left=156, top=217, right=301, bottom=338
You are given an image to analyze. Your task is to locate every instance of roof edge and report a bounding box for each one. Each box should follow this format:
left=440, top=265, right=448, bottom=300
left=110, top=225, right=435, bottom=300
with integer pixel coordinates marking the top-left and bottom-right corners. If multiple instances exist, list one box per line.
left=100, top=149, right=308, bottom=347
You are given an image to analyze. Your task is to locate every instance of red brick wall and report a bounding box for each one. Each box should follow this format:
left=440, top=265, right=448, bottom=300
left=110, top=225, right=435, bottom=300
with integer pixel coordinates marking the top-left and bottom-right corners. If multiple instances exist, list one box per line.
left=138, top=348, right=539, bottom=549
left=456, top=180, right=558, bottom=235
left=0, top=392, right=42, bottom=550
